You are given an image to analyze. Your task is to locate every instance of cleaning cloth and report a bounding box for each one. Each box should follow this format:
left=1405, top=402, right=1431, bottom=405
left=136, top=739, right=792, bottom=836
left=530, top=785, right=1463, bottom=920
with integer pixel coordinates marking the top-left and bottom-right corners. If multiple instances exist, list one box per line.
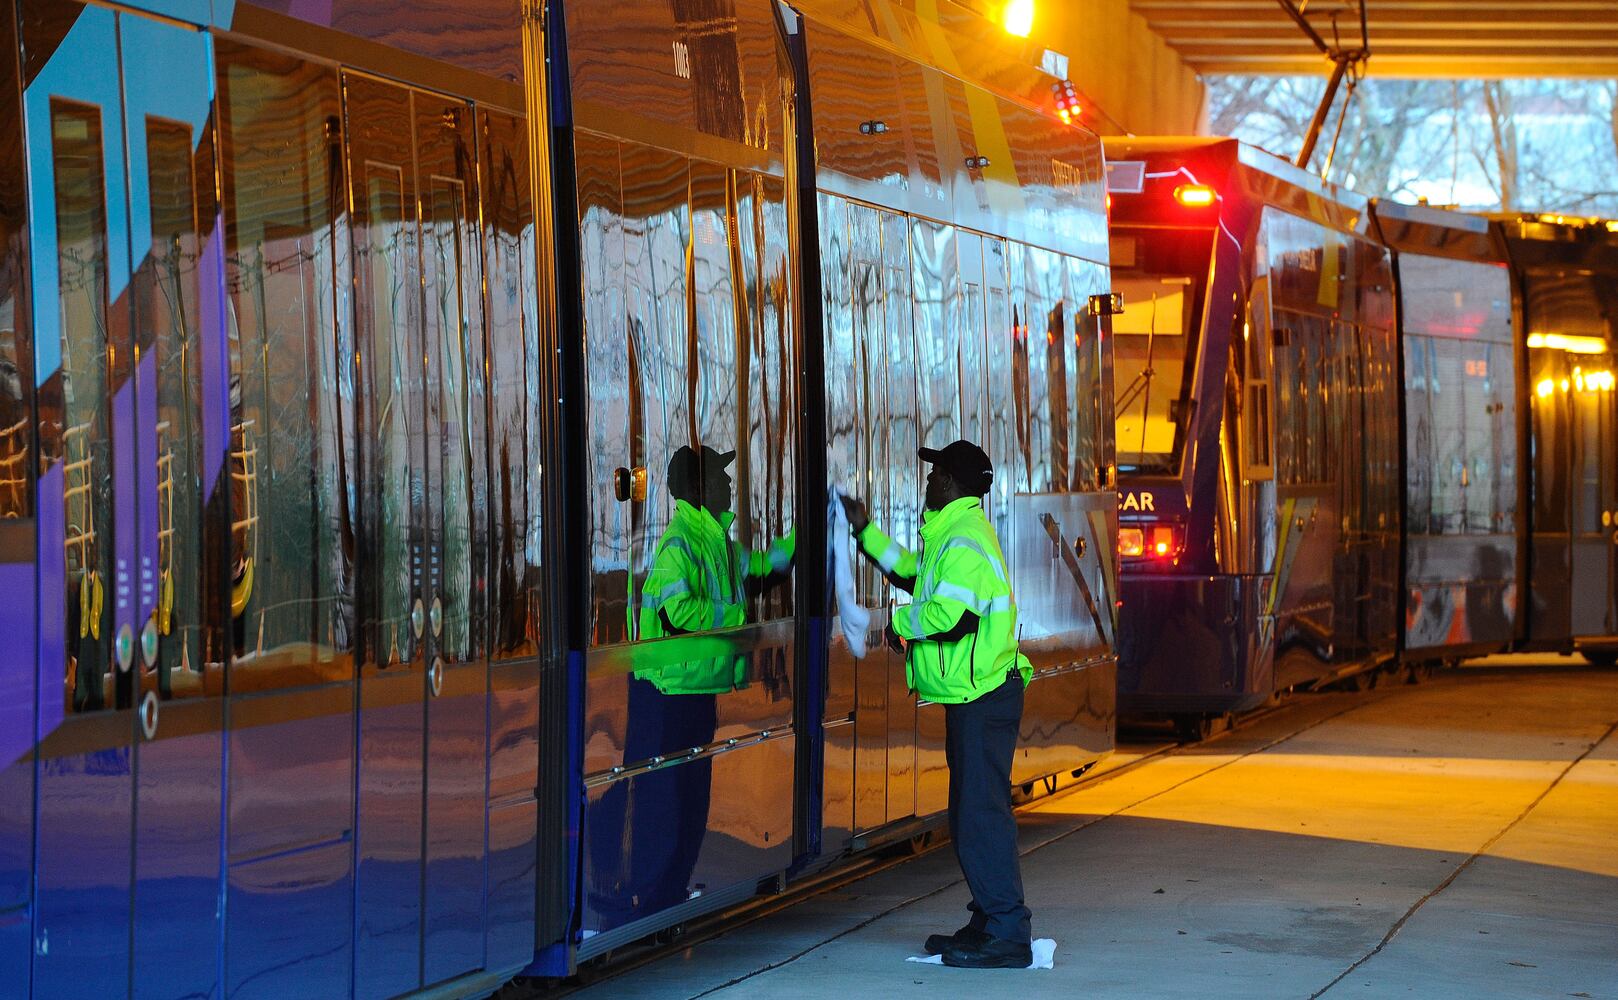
left=827, top=486, right=870, bottom=658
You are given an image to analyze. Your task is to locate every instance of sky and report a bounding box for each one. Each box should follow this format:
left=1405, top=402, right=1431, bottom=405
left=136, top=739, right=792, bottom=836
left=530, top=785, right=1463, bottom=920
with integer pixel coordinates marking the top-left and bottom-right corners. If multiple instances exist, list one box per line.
left=1206, top=77, right=1618, bottom=216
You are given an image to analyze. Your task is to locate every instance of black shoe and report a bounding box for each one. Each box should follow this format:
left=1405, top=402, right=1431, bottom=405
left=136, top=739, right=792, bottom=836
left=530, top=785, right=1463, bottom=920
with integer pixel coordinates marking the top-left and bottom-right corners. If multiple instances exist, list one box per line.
left=941, top=935, right=1033, bottom=969
left=924, top=925, right=990, bottom=956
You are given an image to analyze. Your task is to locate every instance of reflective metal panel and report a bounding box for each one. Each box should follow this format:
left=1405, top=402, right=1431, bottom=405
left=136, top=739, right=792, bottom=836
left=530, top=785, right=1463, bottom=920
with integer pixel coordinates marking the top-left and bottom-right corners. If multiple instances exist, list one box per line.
left=119, top=17, right=227, bottom=1000
left=415, top=89, right=488, bottom=988
left=235, top=0, right=523, bottom=84
left=955, top=231, right=985, bottom=446
left=216, top=43, right=354, bottom=998
left=478, top=108, right=541, bottom=970
left=911, top=219, right=959, bottom=451
left=582, top=731, right=794, bottom=938
left=344, top=72, right=424, bottom=1000
left=566, top=0, right=788, bottom=175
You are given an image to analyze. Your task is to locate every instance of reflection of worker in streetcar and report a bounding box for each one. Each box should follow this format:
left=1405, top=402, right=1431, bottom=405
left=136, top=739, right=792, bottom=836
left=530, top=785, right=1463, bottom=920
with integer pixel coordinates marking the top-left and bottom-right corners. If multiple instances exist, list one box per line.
left=592, top=444, right=794, bottom=922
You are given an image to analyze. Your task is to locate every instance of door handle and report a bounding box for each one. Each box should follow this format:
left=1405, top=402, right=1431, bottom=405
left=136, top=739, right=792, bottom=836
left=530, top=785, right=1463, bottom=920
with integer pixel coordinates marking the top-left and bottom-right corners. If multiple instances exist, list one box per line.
left=411, top=598, right=426, bottom=639
left=429, top=596, right=443, bottom=638
left=429, top=657, right=444, bottom=697
left=139, top=690, right=159, bottom=740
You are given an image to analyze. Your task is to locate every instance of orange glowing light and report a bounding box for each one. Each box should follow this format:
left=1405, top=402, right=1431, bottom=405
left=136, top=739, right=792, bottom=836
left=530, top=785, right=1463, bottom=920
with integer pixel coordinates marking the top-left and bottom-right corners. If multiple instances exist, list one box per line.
left=1003, top=0, right=1034, bottom=37
left=1174, top=183, right=1217, bottom=208
left=1119, top=527, right=1144, bottom=557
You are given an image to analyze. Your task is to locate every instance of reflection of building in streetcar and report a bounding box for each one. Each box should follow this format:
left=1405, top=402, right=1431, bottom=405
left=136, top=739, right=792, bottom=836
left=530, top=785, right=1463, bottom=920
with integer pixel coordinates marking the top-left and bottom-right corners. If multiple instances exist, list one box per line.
left=63, top=420, right=97, bottom=575
left=230, top=415, right=260, bottom=623
left=0, top=416, right=26, bottom=516
left=63, top=420, right=101, bottom=702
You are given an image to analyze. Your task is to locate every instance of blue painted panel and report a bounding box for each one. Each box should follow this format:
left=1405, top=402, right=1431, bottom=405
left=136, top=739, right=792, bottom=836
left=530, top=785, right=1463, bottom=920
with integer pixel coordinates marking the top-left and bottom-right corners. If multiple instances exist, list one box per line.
left=134, top=717, right=223, bottom=1000
left=355, top=675, right=423, bottom=1000
left=226, top=839, right=351, bottom=1000
left=486, top=668, right=539, bottom=974
left=486, top=798, right=537, bottom=976
left=0, top=560, right=36, bottom=995
left=423, top=672, right=487, bottom=986
left=1116, top=574, right=1275, bottom=714
left=0, top=566, right=32, bottom=997
left=32, top=728, right=133, bottom=999
left=226, top=695, right=353, bottom=861
left=117, top=0, right=211, bottom=24
left=225, top=694, right=354, bottom=999
left=24, top=3, right=129, bottom=387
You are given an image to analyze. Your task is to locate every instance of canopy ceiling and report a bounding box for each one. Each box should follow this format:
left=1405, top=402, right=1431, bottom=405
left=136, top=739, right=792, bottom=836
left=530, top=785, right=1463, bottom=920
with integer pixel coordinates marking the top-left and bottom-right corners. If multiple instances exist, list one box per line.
left=1128, top=1, right=1618, bottom=77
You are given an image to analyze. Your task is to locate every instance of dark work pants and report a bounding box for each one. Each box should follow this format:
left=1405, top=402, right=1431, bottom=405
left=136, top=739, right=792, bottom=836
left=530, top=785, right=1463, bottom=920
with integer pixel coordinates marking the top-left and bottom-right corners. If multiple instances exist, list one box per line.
left=944, top=671, right=1031, bottom=944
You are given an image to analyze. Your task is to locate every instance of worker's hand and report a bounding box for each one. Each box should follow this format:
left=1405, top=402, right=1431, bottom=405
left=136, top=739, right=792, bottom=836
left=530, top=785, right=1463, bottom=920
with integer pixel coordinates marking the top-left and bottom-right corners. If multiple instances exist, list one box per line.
left=839, top=495, right=870, bottom=535
left=884, top=620, right=906, bottom=653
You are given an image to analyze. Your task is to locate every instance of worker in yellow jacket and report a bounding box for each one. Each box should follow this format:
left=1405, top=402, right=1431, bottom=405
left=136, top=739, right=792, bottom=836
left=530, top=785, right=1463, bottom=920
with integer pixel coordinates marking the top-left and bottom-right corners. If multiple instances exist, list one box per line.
left=841, top=440, right=1033, bottom=969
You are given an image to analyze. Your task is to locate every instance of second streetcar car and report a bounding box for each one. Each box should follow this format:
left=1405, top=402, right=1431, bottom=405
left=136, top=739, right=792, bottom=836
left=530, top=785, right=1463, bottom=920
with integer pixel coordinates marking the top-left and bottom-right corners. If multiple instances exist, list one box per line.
left=1103, top=137, right=1618, bottom=734
left=1103, top=137, right=1400, bottom=734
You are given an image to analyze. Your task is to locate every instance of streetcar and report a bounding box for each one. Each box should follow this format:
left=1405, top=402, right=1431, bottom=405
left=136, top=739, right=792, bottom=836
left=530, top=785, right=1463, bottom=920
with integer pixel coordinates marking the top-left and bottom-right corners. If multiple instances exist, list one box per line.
left=0, top=0, right=1118, bottom=995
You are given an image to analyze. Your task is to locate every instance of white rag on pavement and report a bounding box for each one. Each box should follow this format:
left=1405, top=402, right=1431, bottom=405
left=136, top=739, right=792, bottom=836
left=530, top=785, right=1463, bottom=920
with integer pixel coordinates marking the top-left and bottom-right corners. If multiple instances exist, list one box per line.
left=905, top=938, right=1057, bottom=969
left=827, top=486, right=869, bottom=659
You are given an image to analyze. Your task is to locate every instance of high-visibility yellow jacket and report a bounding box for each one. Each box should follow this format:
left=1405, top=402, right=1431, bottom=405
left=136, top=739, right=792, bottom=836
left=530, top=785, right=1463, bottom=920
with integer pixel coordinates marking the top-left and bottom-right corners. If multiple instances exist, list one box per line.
left=859, top=496, right=1031, bottom=704
left=637, top=499, right=794, bottom=694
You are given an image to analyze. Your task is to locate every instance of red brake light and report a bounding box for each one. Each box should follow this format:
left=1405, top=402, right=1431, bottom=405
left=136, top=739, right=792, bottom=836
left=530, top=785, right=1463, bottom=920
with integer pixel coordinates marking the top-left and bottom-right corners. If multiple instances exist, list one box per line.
left=1148, top=525, right=1175, bottom=557
left=1122, top=522, right=1182, bottom=561
left=1174, top=183, right=1217, bottom=208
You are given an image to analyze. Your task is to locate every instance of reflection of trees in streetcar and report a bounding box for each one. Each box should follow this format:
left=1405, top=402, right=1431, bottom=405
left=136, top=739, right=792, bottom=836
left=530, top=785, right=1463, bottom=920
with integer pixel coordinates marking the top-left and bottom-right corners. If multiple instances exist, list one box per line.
left=427, top=179, right=475, bottom=662
left=226, top=223, right=351, bottom=675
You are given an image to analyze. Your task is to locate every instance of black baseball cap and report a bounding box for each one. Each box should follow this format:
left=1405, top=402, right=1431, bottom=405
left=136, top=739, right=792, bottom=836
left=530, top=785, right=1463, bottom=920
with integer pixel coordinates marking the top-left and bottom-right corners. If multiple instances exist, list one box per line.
left=919, top=440, right=993, bottom=495
left=667, top=445, right=735, bottom=497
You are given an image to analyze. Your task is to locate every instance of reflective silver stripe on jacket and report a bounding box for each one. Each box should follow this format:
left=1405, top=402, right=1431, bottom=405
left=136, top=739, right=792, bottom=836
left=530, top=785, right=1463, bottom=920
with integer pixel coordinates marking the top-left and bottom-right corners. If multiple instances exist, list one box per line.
left=874, top=541, right=904, bottom=573
left=917, top=535, right=1010, bottom=602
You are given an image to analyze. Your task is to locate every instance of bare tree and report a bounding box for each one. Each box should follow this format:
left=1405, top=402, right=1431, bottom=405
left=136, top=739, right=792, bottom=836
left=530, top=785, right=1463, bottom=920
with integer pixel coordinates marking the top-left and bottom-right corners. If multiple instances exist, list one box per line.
left=1478, top=82, right=1519, bottom=211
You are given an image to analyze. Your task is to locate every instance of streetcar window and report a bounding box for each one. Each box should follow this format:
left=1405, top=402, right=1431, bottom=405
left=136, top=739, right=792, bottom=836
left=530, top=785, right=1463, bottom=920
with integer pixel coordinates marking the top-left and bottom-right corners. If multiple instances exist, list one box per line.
left=1109, top=226, right=1212, bottom=475
left=217, top=46, right=352, bottom=689
left=480, top=109, right=542, bottom=659
left=139, top=117, right=209, bottom=692
left=50, top=99, right=115, bottom=713
left=1402, top=255, right=1518, bottom=536
left=583, top=139, right=797, bottom=649
left=0, top=49, right=28, bottom=523
left=1066, top=255, right=1109, bottom=494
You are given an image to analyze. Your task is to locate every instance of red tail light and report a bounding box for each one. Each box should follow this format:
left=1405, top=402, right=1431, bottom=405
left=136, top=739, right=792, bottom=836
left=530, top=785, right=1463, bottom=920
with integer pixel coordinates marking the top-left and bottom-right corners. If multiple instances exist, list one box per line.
left=1173, top=183, right=1217, bottom=208
left=1120, top=522, right=1183, bottom=561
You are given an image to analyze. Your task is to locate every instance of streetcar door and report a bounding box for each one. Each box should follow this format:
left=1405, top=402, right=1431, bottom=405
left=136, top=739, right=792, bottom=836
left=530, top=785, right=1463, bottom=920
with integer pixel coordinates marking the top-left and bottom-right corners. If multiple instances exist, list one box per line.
left=345, top=72, right=489, bottom=996
left=22, top=5, right=137, bottom=994
left=346, top=73, right=429, bottom=998
left=1574, top=344, right=1618, bottom=638
left=117, top=15, right=228, bottom=1000
left=413, top=88, right=490, bottom=988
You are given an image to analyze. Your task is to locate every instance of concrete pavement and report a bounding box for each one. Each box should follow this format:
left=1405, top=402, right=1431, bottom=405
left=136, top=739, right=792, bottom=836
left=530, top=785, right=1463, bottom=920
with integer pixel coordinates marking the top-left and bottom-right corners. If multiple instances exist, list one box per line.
left=571, top=660, right=1618, bottom=999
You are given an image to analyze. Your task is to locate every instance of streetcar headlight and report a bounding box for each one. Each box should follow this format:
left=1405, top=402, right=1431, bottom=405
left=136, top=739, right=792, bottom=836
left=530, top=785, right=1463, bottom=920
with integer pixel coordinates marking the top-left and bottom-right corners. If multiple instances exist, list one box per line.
left=1119, top=527, right=1144, bottom=557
